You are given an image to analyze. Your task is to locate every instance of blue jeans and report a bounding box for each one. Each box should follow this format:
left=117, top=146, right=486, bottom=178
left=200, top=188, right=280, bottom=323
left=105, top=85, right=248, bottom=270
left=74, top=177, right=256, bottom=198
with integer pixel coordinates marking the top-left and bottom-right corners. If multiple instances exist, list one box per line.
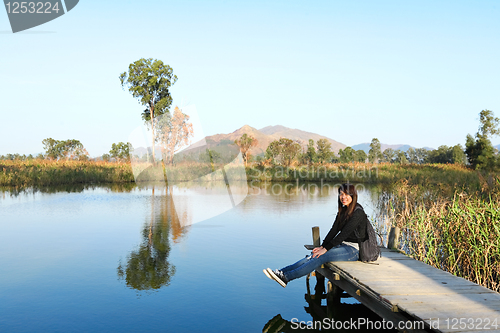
left=280, top=244, right=359, bottom=282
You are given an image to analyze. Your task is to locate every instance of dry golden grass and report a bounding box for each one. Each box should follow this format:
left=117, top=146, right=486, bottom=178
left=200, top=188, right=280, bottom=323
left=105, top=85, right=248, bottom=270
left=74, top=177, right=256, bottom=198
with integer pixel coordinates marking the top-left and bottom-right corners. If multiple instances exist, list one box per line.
left=379, top=178, right=500, bottom=291
left=0, top=159, right=134, bottom=186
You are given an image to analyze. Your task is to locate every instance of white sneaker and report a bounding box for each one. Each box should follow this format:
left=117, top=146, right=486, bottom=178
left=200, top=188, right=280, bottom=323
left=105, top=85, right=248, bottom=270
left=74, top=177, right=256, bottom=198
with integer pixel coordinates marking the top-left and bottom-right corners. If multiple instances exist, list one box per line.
left=263, top=268, right=272, bottom=280
left=267, top=268, right=288, bottom=288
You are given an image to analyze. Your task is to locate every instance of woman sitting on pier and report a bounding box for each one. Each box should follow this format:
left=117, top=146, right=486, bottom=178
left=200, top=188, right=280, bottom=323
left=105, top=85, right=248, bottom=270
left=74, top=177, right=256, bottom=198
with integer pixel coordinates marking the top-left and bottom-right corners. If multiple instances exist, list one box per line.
left=264, top=183, right=378, bottom=288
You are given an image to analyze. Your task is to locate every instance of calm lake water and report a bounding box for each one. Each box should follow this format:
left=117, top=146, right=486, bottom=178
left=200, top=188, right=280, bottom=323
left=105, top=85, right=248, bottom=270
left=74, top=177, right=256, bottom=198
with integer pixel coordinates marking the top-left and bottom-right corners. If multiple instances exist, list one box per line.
left=0, top=182, right=392, bottom=333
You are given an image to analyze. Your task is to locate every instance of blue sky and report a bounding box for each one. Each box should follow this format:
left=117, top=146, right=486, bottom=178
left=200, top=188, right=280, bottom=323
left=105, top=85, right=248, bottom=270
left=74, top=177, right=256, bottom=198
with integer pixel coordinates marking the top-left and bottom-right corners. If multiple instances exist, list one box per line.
left=1, top=0, right=499, bottom=156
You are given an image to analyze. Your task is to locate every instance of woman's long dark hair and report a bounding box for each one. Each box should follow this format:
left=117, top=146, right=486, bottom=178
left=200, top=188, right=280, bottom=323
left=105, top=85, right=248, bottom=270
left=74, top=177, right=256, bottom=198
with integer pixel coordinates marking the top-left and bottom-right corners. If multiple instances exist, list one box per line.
left=338, top=183, right=358, bottom=220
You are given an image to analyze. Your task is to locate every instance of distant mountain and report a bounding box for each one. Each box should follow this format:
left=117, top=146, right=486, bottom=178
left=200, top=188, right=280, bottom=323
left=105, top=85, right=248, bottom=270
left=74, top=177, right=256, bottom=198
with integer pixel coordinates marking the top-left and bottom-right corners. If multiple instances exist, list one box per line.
left=131, top=124, right=440, bottom=159
left=201, top=124, right=346, bottom=155
left=258, top=125, right=290, bottom=135
left=495, top=144, right=500, bottom=151
left=205, top=125, right=276, bottom=156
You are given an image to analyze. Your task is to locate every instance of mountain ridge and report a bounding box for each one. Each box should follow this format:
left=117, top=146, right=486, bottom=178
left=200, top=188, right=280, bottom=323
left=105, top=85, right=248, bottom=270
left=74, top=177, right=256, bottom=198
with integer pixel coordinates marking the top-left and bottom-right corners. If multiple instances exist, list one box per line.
left=204, top=124, right=346, bottom=155
left=204, top=125, right=435, bottom=155
left=131, top=124, right=446, bottom=158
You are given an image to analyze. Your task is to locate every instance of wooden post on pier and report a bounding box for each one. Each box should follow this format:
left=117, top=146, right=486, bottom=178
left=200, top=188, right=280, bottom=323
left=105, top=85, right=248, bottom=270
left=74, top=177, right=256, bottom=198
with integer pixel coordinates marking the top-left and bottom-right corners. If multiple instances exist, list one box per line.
left=312, top=226, right=320, bottom=247
left=311, top=226, right=343, bottom=309
left=387, top=226, right=400, bottom=249
left=311, top=226, right=326, bottom=294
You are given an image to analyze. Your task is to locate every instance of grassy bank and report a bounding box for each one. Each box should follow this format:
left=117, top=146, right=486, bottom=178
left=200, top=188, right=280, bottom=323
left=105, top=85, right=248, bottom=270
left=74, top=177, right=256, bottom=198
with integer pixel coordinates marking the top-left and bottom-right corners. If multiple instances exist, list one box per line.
left=379, top=179, right=500, bottom=291
left=0, top=160, right=495, bottom=190
left=0, top=159, right=134, bottom=187
left=247, top=163, right=491, bottom=193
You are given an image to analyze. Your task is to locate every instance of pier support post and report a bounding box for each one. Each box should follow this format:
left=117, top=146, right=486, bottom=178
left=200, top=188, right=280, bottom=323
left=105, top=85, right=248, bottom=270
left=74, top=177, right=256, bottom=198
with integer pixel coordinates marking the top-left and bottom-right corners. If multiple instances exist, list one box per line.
left=311, top=226, right=325, bottom=293
left=326, top=280, right=343, bottom=318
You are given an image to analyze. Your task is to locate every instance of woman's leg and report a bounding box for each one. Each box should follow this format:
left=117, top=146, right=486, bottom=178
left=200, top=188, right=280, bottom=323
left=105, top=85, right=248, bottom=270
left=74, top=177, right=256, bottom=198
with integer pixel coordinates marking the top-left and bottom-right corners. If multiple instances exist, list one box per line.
left=280, top=255, right=310, bottom=273
left=282, top=244, right=358, bottom=282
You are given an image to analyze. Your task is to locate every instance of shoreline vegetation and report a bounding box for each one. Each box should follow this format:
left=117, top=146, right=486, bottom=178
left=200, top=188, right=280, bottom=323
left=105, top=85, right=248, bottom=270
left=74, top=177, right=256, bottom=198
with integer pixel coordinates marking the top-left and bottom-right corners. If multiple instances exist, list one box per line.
left=379, top=179, right=500, bottom=292
left=0, top=159, right=134, bottom=187
left=1, top=159, right=499, bottom=292
left=0, top=159, right=491, bottom=188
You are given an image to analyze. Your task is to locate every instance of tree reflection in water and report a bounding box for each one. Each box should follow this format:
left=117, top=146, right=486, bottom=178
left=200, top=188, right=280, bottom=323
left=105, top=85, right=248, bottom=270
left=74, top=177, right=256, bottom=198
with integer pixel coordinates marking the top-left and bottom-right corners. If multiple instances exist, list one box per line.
left=117, top=186, right=190, bottom=292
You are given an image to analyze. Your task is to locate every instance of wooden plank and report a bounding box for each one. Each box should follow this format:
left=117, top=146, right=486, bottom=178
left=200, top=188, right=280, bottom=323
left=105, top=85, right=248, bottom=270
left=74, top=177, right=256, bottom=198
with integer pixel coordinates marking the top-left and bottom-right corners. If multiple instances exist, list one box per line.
left=316, top=266, right=432, bottom=333
left=360, top=278, right=493, bottom=288
left=322, top=255, right=500, bottom=333
left=386, top=293, right=500, bottom=309
left=367, top=286, right=496, bottom=296
left=387, top=292, right=500, bottom=304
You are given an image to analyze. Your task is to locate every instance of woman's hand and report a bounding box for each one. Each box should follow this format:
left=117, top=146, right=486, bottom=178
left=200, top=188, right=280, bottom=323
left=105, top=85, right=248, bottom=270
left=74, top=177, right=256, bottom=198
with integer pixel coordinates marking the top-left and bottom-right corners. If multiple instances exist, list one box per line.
left=312, top=246, right=327, bottom=258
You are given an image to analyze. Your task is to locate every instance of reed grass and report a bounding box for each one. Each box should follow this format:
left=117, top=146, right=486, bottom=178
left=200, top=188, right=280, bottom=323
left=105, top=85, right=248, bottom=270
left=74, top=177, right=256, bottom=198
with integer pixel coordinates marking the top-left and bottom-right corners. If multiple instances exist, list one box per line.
left=0, top=159, right=249, bottom=187
left=379, top=178, right=500, bottom=291
left=247, top=162, right=486, bottom=191
left=0, top=159, right=134, bottom=187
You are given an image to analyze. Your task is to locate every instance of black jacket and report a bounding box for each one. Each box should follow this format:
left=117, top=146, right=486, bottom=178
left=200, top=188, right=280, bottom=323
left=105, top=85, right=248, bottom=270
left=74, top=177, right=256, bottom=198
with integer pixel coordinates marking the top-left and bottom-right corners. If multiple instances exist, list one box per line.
left=321, top=203, right=367, bottom=251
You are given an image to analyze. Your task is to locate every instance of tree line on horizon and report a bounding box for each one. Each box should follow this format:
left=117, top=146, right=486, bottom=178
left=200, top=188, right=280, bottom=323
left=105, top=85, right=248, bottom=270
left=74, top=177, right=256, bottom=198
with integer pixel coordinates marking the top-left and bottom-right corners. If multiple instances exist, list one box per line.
left=2, top=110, right=499, bottom=172
left=239, top=136, right=466, bottom=166
left=0, top=139, right=131, bottom=162
left=235, top=109, right=500, bottom=170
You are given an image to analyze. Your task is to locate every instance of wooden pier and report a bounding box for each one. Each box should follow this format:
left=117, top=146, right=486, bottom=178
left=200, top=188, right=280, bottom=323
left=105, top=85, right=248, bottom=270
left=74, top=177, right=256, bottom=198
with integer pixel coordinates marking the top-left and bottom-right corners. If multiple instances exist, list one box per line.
left=309, top=227, right=500, bottom=333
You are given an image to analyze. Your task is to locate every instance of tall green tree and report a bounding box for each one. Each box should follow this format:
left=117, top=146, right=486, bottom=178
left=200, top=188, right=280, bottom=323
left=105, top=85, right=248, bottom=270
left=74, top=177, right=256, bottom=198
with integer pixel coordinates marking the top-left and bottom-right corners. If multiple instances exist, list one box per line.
left=394, top=150, right=408, bottom=164
left=407, top=147, right=429, bottom=164
left=426, top=145, right=465, bottom=164
left=316, top=139, right=334, bottom=163
left=451, top=144, right=466, bottom=164
left=338, top=147, right=355, bottom=163
left=42, top=138, right=63, bottom=160
left=305, top=139, right=317, bottom=164
left=42, top=138, right=88, bottom=160
left=368, top=138, right=382, bottom=163
left=265, top=138, right=301, bottom=166
left=427, top=145, right=451, bottom=164
left=465, top=109, right=500, bottom=169
left=382, top=148, right=395, bottom=163
left=354, top=150, right=367, bottom=163
left=415, top=148, right=429, bottom=164
left=62, top=139, right=89, bottom=160
left=120, top=58, right=177, bottom=163
left=407, top=147, right=418, bottom=164
left=110, top=142, right=132, bottom=162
